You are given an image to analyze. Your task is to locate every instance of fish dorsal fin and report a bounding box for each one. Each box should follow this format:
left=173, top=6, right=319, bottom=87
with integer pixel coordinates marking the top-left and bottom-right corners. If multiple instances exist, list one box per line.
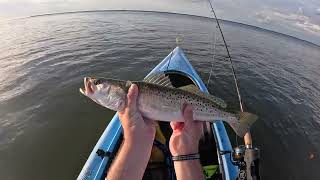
left=179, top=84, right=227, bottom=109
left=144, top=73, right=173, bottom=87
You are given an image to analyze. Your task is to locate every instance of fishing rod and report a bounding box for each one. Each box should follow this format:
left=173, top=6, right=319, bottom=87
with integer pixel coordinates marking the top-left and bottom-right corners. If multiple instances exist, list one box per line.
left=208, top=0, right=252, bottom=148
left=206, top=1, right=260, bottom=179
left=207, top=0, right=244, bottom=114
left=206, top=0, right=253, bottom=145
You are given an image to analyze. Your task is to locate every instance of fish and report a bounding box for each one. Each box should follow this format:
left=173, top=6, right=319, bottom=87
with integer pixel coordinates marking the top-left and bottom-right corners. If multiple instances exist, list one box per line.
left=79, top=74, right=257, bottom=137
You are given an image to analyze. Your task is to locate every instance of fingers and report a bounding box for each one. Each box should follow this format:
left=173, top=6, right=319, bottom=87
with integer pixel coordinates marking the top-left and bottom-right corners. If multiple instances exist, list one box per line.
left=118, top=84, right=138, bottom=115
left=127, top=84, right=138, bottom=107
left=125, top=84, right=139, bottom=116
left=183, top=104, right=193, bottom=123
left=170, top=104, right=192, bottom=132
left=170, top=122, right=176, bottom=129
left=170, top=122, right=185, bottom=131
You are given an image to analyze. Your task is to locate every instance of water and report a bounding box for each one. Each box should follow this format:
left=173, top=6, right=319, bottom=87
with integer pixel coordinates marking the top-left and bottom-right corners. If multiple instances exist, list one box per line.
left=0, top=11, right=319, bottom=179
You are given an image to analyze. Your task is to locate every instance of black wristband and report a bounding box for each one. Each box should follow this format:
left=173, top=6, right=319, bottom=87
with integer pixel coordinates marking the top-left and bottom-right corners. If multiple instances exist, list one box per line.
left=172, top=153, right=200, bottom=161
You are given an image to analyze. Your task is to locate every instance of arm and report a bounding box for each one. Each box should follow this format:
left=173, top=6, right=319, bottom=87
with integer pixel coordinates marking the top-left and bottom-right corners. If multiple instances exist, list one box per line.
left=169, top=104, right=205, bottom=180
left=107, top=84, right=155, bottom=180
left=173, top=160, right=204, bottom=180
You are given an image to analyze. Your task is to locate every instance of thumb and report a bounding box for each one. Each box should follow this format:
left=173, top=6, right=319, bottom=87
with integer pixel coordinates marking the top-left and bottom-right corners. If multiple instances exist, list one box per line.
left=127, top=84, right=138, bottom=112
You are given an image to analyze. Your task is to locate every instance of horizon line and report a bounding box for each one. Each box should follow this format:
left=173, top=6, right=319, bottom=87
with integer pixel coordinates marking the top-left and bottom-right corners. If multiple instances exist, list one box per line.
left=10, top=9, right=320, bottom=47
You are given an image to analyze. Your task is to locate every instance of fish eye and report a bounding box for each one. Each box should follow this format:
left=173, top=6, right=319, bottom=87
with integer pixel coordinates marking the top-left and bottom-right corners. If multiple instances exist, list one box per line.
left=94, top=79, right=103, bottom=85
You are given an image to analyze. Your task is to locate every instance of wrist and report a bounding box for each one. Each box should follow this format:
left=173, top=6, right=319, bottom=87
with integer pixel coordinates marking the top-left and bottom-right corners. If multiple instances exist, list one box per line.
left=173, top=158, right=201, bottom=166
left=170, top=144, right=199, bottom=156
left=172, top=153, right=200, bottom=161
left=123, top=137, right=154, bottom=149
left=171, top=150, right=199, bottom=156
left=173, top=158, right=205, bottom=180
left=124, top=131, right=155, bottom=143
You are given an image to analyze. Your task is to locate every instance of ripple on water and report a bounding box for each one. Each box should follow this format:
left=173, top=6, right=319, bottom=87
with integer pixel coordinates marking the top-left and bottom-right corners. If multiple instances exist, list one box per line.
left=0, top=104, right=42, bottom=149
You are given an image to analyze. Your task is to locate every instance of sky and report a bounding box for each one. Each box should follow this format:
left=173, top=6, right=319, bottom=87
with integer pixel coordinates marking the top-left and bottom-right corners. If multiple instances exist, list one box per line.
left=0, top=0, right=319, bottom=45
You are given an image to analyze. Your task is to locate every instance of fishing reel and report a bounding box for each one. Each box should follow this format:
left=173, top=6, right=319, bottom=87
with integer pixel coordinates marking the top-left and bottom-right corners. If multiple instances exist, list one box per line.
left=231, top=145, right=260, bottom=180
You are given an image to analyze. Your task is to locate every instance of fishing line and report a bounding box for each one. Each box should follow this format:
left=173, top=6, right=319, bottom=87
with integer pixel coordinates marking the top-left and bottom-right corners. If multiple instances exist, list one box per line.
left=207, top=24, right=218, bottom=86
left=206, top=0, right=245, bottom=146
left=206, top=0, right=244, bottom=113
left=166, top=36, right=182, bottom=71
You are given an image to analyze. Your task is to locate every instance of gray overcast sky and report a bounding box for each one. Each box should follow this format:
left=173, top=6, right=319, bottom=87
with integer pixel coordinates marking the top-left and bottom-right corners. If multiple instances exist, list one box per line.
left=0, top=0, right=319, bottom=45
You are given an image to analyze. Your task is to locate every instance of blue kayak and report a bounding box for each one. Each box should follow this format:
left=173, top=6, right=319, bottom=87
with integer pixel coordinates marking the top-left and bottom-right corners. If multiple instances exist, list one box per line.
left=77, top=47, right=238, bottom=180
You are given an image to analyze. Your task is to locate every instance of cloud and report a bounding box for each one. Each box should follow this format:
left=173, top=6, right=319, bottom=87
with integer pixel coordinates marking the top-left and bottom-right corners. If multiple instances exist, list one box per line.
left=296, top=21, right=320, bottom=34
left=317, top=8, right=320, bottom=15
left=272, top=11, right=308, bottom=23
left=255, top=9, right=320, bottom=34
left=255, top=12, right=272, bottom=23
left=273, top=11, right=320, bottom=34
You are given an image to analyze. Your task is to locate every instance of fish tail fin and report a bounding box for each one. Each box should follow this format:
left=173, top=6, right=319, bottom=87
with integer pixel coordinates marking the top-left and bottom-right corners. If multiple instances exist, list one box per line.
left=229, top=112, right=258, bottom=137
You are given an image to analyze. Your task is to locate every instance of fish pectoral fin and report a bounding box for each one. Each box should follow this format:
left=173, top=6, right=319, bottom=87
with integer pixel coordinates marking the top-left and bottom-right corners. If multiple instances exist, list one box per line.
left=179, top=84, right=227, bottom=109
left=143, top=72, right=173, bottom=87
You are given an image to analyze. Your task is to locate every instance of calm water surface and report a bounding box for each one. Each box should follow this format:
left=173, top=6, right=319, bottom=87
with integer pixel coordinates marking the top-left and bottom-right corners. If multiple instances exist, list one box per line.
left=0, top=11, right=319, bottom=179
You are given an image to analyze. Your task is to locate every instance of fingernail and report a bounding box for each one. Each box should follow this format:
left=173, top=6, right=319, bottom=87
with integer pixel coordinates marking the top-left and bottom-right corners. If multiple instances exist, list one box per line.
left=129, top=84, right=138, bottom=97
left=129, top=84, right=134, bottom=90
left=129, top=84, right=135, bottom=92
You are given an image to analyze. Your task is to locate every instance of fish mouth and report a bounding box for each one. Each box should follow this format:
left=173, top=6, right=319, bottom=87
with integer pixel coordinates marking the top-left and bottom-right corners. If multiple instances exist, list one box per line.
left=80, top=77, right=95, bottom=95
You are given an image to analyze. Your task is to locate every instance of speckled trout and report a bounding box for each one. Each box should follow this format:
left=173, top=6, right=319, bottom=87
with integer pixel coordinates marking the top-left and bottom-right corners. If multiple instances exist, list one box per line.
left=79, top=75, right=257, bottom=137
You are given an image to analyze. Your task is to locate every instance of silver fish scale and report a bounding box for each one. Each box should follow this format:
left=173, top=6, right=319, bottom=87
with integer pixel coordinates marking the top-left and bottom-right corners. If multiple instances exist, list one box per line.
left=135, top=81, right=223, bottom=118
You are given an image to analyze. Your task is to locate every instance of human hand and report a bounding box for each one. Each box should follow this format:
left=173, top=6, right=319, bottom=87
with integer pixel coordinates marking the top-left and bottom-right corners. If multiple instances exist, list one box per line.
left=118, top=84, right=156, bottom=145
left=169, top=104, right=203, bottom=156
left=107, top=84, right=156, bottom=180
